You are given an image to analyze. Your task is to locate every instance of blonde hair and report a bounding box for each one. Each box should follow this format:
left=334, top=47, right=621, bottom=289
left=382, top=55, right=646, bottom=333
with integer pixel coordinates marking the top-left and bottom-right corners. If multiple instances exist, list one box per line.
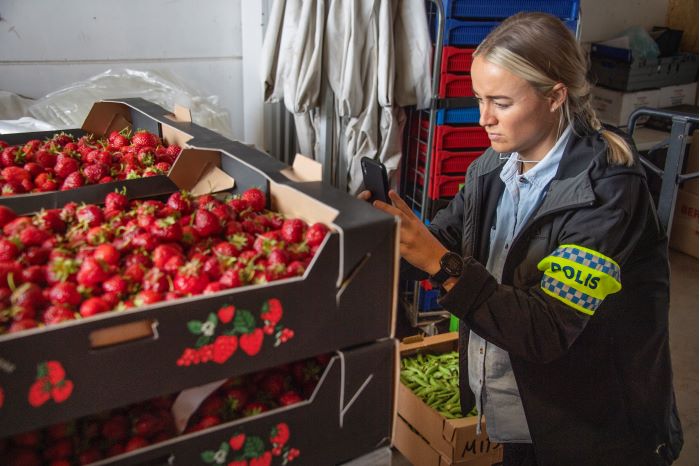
left=474, top=13, right=634, bottom=166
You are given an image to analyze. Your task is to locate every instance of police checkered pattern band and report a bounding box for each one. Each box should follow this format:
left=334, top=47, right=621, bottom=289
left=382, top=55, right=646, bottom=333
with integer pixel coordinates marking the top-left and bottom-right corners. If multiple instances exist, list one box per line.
left=551, top=246, right=620, bottom=282
left=541, top=275, right=602, bottom=312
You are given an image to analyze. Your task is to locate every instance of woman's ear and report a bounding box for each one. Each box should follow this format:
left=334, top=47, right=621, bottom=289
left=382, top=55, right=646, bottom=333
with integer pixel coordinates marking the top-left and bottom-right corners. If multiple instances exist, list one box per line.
left=549, top=83, right=568, bottom=112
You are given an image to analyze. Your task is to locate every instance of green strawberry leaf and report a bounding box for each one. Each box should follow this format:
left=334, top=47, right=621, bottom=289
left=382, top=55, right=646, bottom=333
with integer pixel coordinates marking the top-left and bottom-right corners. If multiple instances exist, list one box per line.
left=187, top=320, right=203, bottom=335
left=243, top=436, right=265, bottom=459
left=196, top=335, right=212, bottom=348
left=207, top=312, right=219, bottom=326
left=36, top=362, right=47, bottom=379
left=260, top=301, right=269, bottom=314
left=219, top=442, right=230, bottom=454
left=233, top=310, right=256, bottom=334
left=201, top=450, right=216, bottom=463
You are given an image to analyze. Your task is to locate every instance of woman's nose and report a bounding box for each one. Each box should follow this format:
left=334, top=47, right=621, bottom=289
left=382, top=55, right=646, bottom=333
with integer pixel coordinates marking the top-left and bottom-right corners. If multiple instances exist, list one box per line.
left=479, top=105, right=496, bottom=127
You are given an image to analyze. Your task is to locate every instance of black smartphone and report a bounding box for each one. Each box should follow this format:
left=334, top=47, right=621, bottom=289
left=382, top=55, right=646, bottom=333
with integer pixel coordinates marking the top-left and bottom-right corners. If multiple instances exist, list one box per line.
left=361, top=157, right=390, bottom=204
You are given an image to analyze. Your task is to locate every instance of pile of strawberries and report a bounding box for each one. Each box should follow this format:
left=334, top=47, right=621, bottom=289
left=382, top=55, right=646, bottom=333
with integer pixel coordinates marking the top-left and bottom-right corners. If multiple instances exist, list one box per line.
left=0, top=188, right=330, bottom=334
left=0, top=355, right=327, bottom=465
left=0, top=129, right=181, bottom=195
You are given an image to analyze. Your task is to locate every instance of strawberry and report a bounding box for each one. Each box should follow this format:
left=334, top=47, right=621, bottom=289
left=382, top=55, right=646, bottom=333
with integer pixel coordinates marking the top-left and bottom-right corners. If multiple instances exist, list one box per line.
left=43, top=438, right=73, bottom=462
left=219, top=268, right=243, bottom=289
left=125, top=436, right=149, bottom=452
left=75, top=204, right=104, bottom=227
left=12, top=430, right=41, bottom=448
left=77, top=446, right=103, bottom=464
left=286, top=261, right=306, bottom=277
left=304, top=222, right=330, bottom=247
left=19, top=225, right=50, bottom=247
left=242, top=401, right=268, bottom=417
left=153, top=217, right=182, bottom=242
left=11, top=283, right=45, bottom=314
left=131, top=130, right=159, bottom=148
left=241, top=188, right=266, bottom=212
left=212, top=335, right=238, bottom=364
left=142, top=268, right=169, bottom=293
left=1, top=166, right=31, bottom=184
left=193, top=208, right=222, bottom=237
left=35, top=149, right=57, bottom=169
left=281, top=218, right=306, bottom=243
left=239, top=328, right=264, bottom=356
left=187, top=414, right=221, bottom=433
left=270, top=422, right=290, bottom=446
left=218, top=305, right=235, bottom=323
left=79, top=297, right=110, bottom=317
left=101, top=414, right=129, bottom=441
left=103, top=275, right=128, bottom=296
left=173, top=260, right=208, bottom=295
left=23, top=162, right=42, bottom=178
left=0, top=238, right=18, bottom=261
left=225, top=387, right=249, bottom=412
left=134, top=290, right=163, bottom=306
left=166, top=191, right=193, bottom=214
left=111, top=133, right=130, bottom=149
left=165, top=144, right=181, bottom=158
left=203, top=282, right=224, bottom=294
left=51, top=379, right=73, bottom=403
left=229, top=433, right=246, bottom=451
left=202, top=255, right=223, bottom=280
left=43, top=305, right=76, bottom=325
left=60, top=171, right=84, bottom=191
left=0, top=261, right=22, bottom=288
left=34, top=172, right=59, bottom=192
left=0, top=205, right=17, bottom=228
left=34, top=209, right=67, bottom=233
left=105, top=190, right=128, bottom=213
left=9, top=318, right=37, bottom=333
left=77, top=256, right=110, bottom=287
left=123, top=263, right=146, bottom=284
left=21, top=265, right=46, bottom=285
left=93, top=243, right=120, bottom=266
left=53, top=155, right=79, bottom=178
left=132, top=232, right=158, bottom=251
left=82, top=163, right=109, bottom=184
left=261, top=372, right=286, bottom=398
left=278, top=390, right=303, bottom=406
left=250, top=452, right=272, bottom=466
left=261, top=299, right=283, bottom=326
left=28, top=379, right=51, bottom=407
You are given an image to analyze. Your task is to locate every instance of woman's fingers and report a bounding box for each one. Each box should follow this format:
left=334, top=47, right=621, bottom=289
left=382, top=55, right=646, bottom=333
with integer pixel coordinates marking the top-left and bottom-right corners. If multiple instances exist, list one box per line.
left=357, top=190, right=372, bottom=201
left=387, top=190, right=415, bottom=217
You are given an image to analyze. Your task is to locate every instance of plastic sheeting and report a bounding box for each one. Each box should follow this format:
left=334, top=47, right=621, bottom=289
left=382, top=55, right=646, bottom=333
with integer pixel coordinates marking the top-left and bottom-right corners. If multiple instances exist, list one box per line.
left=1, top=69, right=233, bottom=137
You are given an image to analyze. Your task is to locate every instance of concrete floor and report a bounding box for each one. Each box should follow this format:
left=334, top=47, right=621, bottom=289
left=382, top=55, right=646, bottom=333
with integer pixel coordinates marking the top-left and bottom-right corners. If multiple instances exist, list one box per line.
left=668, top=250, right=698, bottom=466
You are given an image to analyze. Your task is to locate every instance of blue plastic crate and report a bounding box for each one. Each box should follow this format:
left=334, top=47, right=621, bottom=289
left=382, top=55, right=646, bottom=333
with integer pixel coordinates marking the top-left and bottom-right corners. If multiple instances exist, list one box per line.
left=418, top=286, right=441, bottom=311
left=443, top=0, right=580, bottom=21
left=442, top=18, right=578, bottom=45
left=436, top=107, right=480, bottom=125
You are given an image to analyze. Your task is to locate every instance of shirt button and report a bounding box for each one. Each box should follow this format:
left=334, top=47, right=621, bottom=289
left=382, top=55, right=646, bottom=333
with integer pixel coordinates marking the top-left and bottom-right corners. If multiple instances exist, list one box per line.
left=505, top=244, right=509, bottom=250
left=519, top=177, right=527, bottom=183
left=479, top=348, right=484, bottom=354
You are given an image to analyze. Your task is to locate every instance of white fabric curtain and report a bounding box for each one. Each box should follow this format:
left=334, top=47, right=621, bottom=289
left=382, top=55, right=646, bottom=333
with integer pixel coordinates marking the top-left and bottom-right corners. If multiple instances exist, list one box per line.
left=262, top=0, right=431, bottom=194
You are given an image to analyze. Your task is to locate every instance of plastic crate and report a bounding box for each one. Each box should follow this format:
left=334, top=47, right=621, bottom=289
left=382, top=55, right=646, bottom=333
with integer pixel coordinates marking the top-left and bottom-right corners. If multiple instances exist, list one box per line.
left=418, top=280, right=442, bottom=310
left=439, top=73, right=475, bottom=97
left=436, top=107, right=480, bottom=124
left=443, top=0, right=579, bottom=21
left=411, top=167, right=465, bottom=199
left=418, top=143, right=482, bottom=175
left=442, top=18, right=578, bottom=45
left=441, top=47, right=476, bottom=74
left=590, top=53, right=699, bottom=92
left=433, top=124, right=490, bottom=150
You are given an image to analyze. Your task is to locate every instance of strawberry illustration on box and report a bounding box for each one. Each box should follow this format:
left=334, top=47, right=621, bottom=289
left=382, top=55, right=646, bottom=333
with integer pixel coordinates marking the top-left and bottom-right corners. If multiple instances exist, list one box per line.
left=27, top=361, right=73, bottom=407
left=200, top=422, right=299, bottom=465
left=177, top=300, right=294, bottom=366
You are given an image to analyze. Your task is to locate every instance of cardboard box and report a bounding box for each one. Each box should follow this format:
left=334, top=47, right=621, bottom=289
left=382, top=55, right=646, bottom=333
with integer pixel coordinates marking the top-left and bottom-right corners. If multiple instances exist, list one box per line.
left=5, top=338, right=397, bottom=466
left=591, top=86, right=661, bottom=127
left=658, top=82, right=698, bottom=108
left=0, top=116, right=399, bottom=437
left=394, top=333, right=502, bottom=466
left=0, top=99, right=201, bottom=215
left=669, top=188, right=699, bottom=258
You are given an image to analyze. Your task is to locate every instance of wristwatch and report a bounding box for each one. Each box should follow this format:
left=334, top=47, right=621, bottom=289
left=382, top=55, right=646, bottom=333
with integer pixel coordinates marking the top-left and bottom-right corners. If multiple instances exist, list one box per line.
left=430, top=251, right=464, bottom=285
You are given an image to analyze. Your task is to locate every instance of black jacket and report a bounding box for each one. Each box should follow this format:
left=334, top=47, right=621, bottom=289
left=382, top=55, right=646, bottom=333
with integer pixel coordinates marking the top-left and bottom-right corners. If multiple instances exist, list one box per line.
left=427, top=129, right=681, bottom=466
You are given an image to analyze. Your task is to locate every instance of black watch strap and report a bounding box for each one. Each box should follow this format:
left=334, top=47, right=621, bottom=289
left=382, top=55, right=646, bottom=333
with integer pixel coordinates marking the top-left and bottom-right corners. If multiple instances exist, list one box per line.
left=430, top=251, right=463, bottom=285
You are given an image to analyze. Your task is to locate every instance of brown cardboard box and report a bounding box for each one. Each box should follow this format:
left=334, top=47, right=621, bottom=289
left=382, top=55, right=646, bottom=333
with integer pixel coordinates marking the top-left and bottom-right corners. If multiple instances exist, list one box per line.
left=394, top=333, right=502, bottom=466
left=669, top=188, right=699, bottom=258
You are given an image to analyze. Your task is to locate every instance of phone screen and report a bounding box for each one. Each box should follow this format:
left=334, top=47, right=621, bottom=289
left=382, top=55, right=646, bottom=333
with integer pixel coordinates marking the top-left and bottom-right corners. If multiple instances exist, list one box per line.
left=361, top=157, right=390, bottom=203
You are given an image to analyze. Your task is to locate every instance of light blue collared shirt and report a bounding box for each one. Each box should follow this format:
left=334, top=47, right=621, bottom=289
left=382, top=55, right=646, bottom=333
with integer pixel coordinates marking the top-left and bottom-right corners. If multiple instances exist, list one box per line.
left=468, top=126, right=573, bottom=443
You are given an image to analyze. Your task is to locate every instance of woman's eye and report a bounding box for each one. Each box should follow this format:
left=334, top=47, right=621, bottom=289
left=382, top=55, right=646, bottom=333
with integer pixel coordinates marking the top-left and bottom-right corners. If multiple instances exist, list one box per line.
left=494, top=102, right=510, bottom=109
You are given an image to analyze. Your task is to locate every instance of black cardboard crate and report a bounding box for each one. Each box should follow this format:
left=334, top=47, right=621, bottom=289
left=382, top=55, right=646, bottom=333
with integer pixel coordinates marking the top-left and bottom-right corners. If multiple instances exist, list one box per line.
left=590, top=53, right=698, bottom=92
left=0, top=139, right=398, bottom=438
left=92, top=338, right=396, bottom=466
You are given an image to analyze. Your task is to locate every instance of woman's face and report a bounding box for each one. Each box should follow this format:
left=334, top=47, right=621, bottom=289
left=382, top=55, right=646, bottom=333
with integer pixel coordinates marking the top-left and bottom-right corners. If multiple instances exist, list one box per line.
left=471, top=55, right=561, bottom=161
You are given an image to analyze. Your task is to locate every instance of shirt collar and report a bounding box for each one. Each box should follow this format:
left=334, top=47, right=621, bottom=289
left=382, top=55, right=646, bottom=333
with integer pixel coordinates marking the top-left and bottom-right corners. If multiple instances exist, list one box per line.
left=500, top=125, right=573, bottom=189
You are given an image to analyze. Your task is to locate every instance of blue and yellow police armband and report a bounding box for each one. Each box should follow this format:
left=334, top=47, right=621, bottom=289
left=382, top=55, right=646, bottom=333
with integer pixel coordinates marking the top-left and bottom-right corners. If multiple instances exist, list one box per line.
left=537, top=244, right=622, bottom=315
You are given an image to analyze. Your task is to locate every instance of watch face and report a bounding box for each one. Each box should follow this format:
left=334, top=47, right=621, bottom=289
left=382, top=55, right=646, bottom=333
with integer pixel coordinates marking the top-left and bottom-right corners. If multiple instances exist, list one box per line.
left=441, top=252, right=463, bottom=276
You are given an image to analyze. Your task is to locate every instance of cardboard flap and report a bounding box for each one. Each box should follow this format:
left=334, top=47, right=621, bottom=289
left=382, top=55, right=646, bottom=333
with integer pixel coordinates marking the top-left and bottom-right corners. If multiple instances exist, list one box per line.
left=104, top=114, right=132, bottom=137
left=270, top=183, right=339, bottom=225
left=168, top=149, right=235, bottom=195
left=163, top=105, right=195, bottom=147
left=280, top=154, right=323, bottom=182
left=82, top=101, right=132, bottom=135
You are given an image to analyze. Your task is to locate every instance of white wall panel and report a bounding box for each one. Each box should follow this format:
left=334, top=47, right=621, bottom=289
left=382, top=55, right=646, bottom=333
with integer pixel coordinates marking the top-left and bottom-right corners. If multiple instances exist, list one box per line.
left=580, top=0, right=669, bottom=43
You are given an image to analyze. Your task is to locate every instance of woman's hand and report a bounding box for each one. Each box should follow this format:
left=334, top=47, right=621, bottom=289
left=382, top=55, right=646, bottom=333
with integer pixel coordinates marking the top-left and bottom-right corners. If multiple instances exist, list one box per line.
left=363, top=189, right=448, bottom=275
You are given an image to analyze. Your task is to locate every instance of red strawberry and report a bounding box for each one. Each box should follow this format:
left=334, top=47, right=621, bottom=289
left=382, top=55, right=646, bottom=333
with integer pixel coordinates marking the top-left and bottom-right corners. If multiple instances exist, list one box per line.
left=261, top=299, right=283, bottom=326
left=28, top=379, right=51, bottom=407
left=187, top=414, right=221, bottom=433
left=239, top=328, right=264, bottom=356
left=134, top=290, right=163, bottom=306
left=101, top=414, right=129, bottom=442
left=173, top=260, right=209, bottom=295
left=241, top=188, right=266, bottom=212
left=48, top=282, right=81, bottom=306
left=93, top=243, right=120, bottom=266
left=23, top=162, right=42, bottom=178
left=0, top=205, right=17, bottom=228
left=75, top=204, right=104, bottom=227
left=228, top=433, right=246, bottom=451
left=77, top=256, right=110, bottom=287
left=203, top=282, right=224, bottom=294
left=281, top=218, right=307, bottom=243
left=165, top=144, right=181, bottom=157
left=82, top=163, right=109, bottom=184
left=8, top=319, right=37, bottom=333
left=212, top=335, right=238, bottom=364
left=50, top=379, right=73, bottom=403
left=43, top=438, right=74, bottom=461
left=153, top=217, right=182, bottom=242
left=60, top=171, right=84, bottom=191
left=11, top=283, right=45, bottom=313
left=305, top=222, right=329, bottom=248
left=250, top=451, right=272, bottom=466
left=19, top=225, right=50, bottom=247
left=79, top=297, right=110, bottom=317
left=131, top=130, right=159, bottom=148
left=278, top=391, right=303, bottom=406
left=0, top=261, right=22, bottom=288
left=261, top=372, right=286, bottom=398
left=219, top=268, right=243, bottom=289
left=105, top=190, right=128, bottom=213
left=43, top=305, right=76, bottom=325
left=242, top=401, right=269, bottom=417
left=44, top=361, right=66, bottom=385
left=225, top=387, right=249, bottom=412
left=34, top=172, right=59, bottom=192
left=125, top=436, right=149, bottom=452
left=35, top=149, right=57, bottom=169
left=34, top=209, right=66, bottom=233
left=193, top=208, right=222, bottom=237
left=77, top=446, right=103, bottom=464
left=0, top=238, right=19, bottom=261
left=286, top=261, right=306, bottom=277
left=132, top=232, right=158, bottom=251
left=218, top=305, right=235, bottom=323
left=166, top=191, right=192, bottom=214
left=103, top=275, right=128, bottom=295
left=270, top=422, right=290, bottom=446
left=53, top=155, right=79, bottom=178
left=142, top=268, right=169, bottom=293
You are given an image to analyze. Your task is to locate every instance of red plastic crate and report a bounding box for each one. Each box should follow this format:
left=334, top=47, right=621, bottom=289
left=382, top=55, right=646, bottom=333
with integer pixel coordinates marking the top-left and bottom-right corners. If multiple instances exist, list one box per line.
left=434, top=124, right=490, bottom=150
left=410, top=166, right=465, bottom=200
left=418, top=143, right=481, bottom=175
left=439, top=73, right=474, bottom=98
left=441, top=46, right=476, bottom=74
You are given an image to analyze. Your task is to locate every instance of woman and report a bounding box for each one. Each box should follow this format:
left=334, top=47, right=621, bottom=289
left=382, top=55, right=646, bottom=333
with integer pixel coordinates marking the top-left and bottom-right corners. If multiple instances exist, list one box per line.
left=363, top=13, right=682, bottom=466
